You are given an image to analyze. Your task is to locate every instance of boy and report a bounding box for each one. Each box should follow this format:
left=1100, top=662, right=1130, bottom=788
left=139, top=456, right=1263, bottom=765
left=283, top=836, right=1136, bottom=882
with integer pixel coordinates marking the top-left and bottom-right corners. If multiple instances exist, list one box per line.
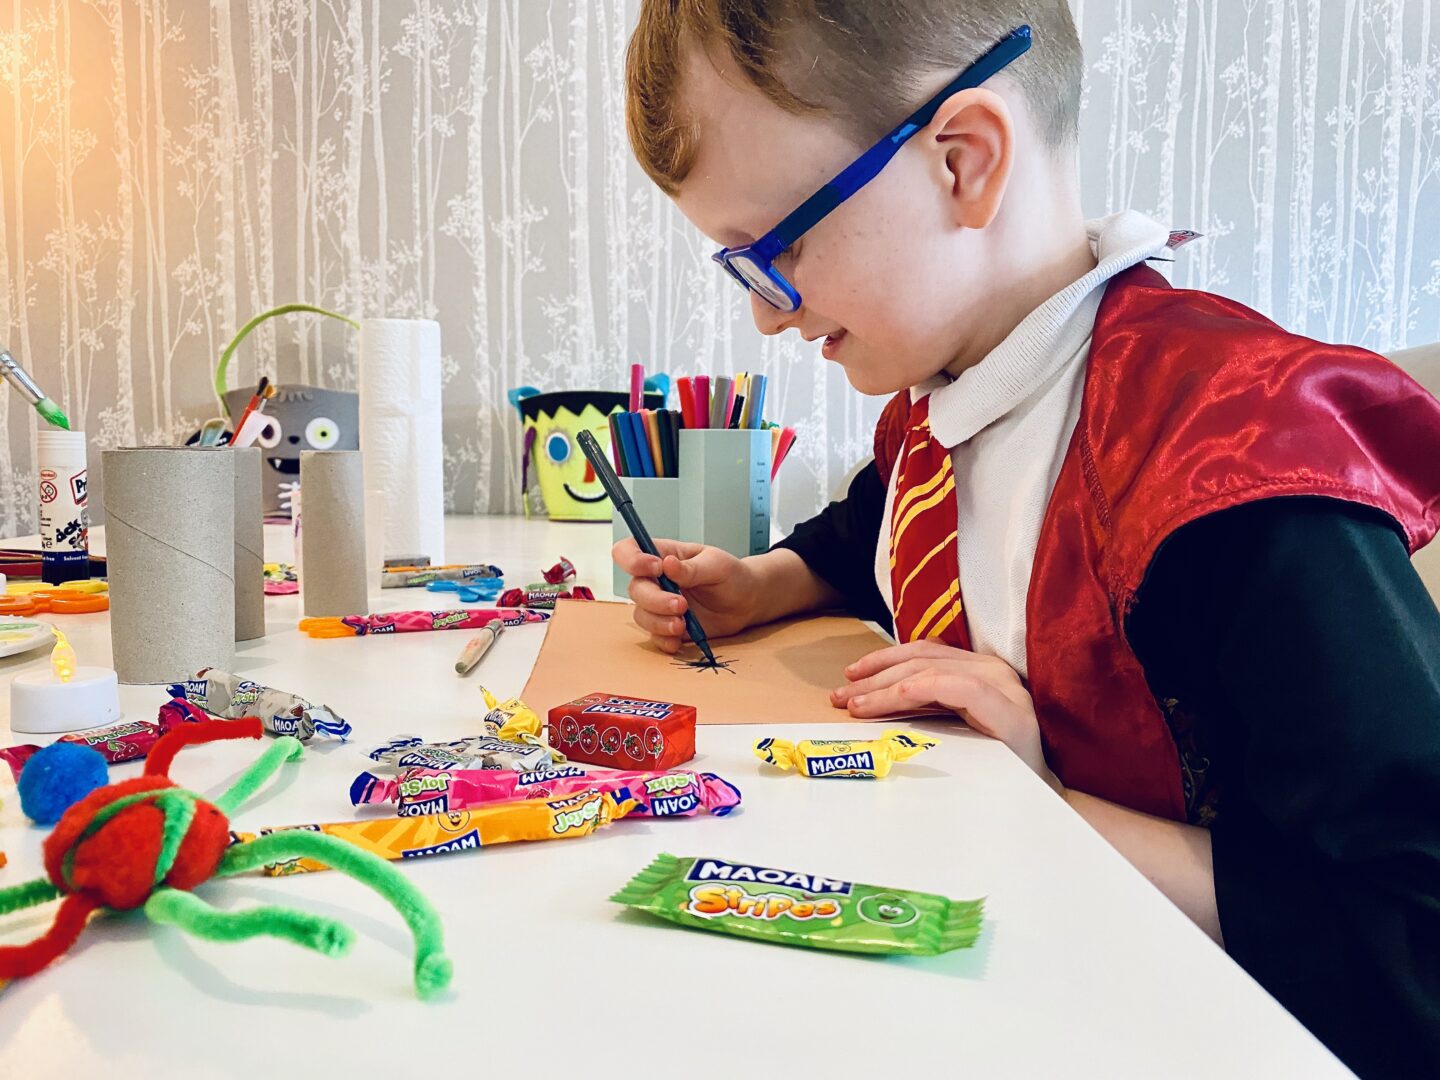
left=615, top=2, right=1440, bottom=1076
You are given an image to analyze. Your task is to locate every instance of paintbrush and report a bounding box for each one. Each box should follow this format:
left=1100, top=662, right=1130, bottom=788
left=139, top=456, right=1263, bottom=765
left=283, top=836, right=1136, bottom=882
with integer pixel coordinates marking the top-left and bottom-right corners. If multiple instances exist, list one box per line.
left=0, top=348, right=70, bottom=430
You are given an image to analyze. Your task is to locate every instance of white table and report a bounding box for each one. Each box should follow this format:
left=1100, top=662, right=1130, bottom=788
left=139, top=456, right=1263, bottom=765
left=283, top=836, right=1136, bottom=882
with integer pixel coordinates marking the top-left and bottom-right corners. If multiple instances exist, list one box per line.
left=0, top=517, right=1349, bottom=1078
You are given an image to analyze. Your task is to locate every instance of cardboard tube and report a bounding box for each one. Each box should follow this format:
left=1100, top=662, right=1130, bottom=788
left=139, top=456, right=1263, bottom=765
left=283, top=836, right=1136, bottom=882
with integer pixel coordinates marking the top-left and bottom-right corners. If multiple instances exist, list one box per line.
left=233, top=447, right=266, bottom=641
left=299, top=450, right=368, bottom=617
left=103, top=447, right=235, bottom=684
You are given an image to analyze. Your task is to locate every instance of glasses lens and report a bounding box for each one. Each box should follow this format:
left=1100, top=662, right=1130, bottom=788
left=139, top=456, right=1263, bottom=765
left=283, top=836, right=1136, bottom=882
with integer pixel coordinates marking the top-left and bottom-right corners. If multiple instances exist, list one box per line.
left=727, top=252, right=798, bottom=312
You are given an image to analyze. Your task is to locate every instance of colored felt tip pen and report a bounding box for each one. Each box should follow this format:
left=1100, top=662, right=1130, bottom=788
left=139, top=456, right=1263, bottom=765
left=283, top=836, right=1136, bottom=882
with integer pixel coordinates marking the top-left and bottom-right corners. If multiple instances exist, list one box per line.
left=454, top=618, right=506, bottom=674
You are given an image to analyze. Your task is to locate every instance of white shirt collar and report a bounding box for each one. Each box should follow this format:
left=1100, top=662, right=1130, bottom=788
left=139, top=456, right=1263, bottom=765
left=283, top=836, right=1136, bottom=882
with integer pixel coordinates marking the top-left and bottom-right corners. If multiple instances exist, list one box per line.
left=915, top=211, right=1173, bottom=448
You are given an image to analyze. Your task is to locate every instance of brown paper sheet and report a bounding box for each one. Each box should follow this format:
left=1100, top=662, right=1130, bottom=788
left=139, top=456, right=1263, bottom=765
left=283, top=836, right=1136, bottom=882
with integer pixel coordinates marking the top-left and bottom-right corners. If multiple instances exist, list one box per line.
left=521, top=599, right=899, bottom=725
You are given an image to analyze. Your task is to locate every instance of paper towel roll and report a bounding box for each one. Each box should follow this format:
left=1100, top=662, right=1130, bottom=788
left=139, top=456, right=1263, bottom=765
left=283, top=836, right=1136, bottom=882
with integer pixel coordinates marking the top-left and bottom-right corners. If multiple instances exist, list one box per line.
left=104, top=447, right=235, bottom=684
left=298, top=450, right=369, bottom=617
left=359, top=318, right=445, bottom=565
left=233, top=447, right=266, bottom=641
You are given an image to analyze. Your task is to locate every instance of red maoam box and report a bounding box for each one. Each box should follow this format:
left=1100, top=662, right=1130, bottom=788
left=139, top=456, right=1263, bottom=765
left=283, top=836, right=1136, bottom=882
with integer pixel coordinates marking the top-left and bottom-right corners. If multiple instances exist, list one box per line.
left=546, top=693, right=696, bottom=770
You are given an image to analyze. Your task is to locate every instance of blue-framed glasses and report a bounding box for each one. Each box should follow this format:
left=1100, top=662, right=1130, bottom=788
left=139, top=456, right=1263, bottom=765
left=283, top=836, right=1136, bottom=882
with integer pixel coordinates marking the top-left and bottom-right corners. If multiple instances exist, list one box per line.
left=711, top=25, right=1033, bottom=313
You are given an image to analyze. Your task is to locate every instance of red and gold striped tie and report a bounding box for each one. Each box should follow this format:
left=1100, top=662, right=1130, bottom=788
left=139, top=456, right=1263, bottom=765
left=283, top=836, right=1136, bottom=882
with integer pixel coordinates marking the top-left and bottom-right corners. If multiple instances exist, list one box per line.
left=889, top=395, right=972, bottom=649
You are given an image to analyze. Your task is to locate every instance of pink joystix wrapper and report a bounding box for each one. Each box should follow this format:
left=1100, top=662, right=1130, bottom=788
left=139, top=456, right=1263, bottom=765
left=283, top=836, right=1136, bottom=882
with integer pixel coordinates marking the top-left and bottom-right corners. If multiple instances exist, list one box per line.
left=0, top=701, right=207, bottom=782
left=350, top=765, right=742, bottom=820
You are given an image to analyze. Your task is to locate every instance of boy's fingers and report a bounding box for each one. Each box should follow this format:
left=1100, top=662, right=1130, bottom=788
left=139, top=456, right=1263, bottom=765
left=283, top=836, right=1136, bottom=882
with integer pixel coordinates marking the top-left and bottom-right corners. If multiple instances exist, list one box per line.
left=660, top=539, right=708, bottom=561
left=847, top=672, right=1008, bottom=730
left=632, top=606, right=686, bottom=641
left=628, top=576, right=687, bottom=616
left=611, top=539, right=662, bottom=577
left=662, top=550, right=726, bottom=588
left=845, top=640, right=968, bottom=680
left=830, top=657, right=931, bottom=705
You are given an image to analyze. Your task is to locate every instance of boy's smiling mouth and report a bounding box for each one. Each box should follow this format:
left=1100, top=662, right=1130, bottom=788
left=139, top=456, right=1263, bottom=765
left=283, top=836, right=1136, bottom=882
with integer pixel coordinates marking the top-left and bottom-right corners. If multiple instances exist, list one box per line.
left=821, top=329, right=847, bottom=360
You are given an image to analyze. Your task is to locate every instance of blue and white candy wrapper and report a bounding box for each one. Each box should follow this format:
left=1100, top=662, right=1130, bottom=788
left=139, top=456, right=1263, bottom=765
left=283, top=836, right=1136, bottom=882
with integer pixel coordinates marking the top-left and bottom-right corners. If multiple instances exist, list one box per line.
left=166, top=668, right=352, bottom=742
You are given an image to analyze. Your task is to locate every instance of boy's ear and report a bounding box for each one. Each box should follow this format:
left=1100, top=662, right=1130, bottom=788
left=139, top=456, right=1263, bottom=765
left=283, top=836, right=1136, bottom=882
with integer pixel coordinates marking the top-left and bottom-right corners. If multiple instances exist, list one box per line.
left=929, top=88, right=1015, bottom=231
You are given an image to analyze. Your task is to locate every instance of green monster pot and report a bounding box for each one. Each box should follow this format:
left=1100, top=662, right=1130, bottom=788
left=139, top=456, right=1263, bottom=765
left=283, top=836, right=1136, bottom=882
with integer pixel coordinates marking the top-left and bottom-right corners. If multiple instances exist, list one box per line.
left=510, top=381, right=667, bottom=522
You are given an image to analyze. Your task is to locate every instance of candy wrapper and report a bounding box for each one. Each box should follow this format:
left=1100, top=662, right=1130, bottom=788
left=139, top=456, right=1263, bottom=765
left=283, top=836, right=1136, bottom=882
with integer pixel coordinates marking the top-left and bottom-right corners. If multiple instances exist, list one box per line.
left=381, top=564, right=503, bottom=589
left=498, top=586, right=595, bottom=610
left=366, top=733, right=560, bottom=774
left=0, top=704, right=205, bottom=782
left=350, top=764, right=742, bottom=819
left=754, top=730, right=938, bottom=778
left=167, top=668, right=353, bottom=742
left=300, top=607, right=550, bottom=638
left=262, top=562, right=298, bottom=595
left=612, top=854, right=985, bottom=956
left=233, top=789, right=637, bottom=875
left=478, top=686, right=547, bottom=745
left=548, top=693, right=696, bottom=770
left=541, top=557, right=576, bottom=585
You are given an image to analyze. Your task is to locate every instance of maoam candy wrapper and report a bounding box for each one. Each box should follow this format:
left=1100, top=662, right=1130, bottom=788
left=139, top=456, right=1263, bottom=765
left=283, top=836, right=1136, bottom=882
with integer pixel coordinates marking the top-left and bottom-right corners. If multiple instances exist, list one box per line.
left=612, top=854, right=985, bottom=956
left=541, top=556, right=576, bottom=585
left=167, top=668, right=352, bottom=742
left=498, top=585, right=595, bottom=610
left=234, top=789, right=637, bottom=875
left=350, top=764, right=741, bottom=818
left=478, top=687, right=548, bottom=746
left=547, top=693, right=696, bottom=770
left=0, top=702, right=206, bottom=781
left=754, top=730, right=938, bottom=779
left=366, top=733, right=560, bottom=774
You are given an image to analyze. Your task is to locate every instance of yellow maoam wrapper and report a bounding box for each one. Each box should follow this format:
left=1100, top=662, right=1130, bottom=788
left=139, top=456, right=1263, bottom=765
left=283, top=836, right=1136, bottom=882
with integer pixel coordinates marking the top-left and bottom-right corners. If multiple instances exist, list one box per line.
left=478, top=686, right=548, bottom=745
left=753, top=730, right=938, bottom=778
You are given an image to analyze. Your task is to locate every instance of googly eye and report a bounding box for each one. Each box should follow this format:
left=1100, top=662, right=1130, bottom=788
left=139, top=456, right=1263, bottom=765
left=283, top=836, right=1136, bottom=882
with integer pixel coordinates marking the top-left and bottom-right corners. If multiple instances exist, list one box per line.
left=305, top=417, right=340, bottom=450
left=254, top=419, right=282, bottom=449
left=545, top=431, right=572, bottom=464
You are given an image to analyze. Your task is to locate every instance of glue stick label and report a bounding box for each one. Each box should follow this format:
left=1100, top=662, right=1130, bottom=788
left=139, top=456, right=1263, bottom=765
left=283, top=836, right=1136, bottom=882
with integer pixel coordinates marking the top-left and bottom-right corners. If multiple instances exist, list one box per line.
left=37, top=429, right=89, bottom=584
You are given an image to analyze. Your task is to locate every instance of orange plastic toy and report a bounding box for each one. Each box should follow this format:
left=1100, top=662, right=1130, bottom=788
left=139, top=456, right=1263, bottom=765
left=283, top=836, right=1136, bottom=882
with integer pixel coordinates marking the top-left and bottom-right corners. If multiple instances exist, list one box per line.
left=0, top=590, right=109, bottom=616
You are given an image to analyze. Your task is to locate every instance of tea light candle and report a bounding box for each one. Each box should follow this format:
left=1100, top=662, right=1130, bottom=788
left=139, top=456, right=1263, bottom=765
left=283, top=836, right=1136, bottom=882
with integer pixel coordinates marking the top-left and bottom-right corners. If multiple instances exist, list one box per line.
left=9, top=628, right=121, bottom=735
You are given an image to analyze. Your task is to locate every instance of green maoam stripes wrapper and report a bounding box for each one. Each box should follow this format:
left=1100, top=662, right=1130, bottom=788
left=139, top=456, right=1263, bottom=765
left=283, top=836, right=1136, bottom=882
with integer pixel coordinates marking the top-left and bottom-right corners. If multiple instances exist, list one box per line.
left=611, top=854, right=984, bottom=956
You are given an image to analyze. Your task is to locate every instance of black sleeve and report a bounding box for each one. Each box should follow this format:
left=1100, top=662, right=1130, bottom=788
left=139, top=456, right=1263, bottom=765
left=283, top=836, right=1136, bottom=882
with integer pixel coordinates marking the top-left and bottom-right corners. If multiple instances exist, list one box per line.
left=1125, top=497, right=1440, bottom=1080
left=771, top=459, right=891, bottom=629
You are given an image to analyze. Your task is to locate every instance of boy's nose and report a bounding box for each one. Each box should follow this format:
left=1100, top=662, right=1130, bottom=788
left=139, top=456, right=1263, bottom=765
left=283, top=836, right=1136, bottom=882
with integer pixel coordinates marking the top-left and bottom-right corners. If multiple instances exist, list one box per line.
left=750, top=292, right=800, bottom=336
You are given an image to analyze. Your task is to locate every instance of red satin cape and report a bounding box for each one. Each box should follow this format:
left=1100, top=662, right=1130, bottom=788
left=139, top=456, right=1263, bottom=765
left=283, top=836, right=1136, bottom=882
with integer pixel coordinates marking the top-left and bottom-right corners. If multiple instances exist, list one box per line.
left=875, top=265, right=1440, bottom=820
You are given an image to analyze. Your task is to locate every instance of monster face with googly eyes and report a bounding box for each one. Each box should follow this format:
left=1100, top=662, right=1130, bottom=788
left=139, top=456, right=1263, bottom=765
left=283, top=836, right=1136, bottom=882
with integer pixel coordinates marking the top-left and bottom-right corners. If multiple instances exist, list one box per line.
left=224, top=384, right=359, bottom=514
left=512, top=388, right=664, bottom=522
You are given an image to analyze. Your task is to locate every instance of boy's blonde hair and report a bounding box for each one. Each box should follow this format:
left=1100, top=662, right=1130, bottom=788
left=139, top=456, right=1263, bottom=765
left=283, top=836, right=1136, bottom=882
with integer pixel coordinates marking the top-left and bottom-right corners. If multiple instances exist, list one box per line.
left=627, top=0, right=1084, bottom=195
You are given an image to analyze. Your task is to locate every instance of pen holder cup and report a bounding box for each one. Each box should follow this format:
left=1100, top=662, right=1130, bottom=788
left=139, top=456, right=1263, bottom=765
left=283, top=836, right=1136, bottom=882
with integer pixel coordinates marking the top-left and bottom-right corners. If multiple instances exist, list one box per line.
left=612, top=477, right=682, bottom=597
left=677, top=428, right=771, bottom=561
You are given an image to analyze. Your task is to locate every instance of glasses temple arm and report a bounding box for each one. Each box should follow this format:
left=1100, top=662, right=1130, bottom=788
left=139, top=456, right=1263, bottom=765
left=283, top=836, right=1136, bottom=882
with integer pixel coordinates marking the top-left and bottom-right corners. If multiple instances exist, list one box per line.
left=768, top=25, right=1033, bottom=253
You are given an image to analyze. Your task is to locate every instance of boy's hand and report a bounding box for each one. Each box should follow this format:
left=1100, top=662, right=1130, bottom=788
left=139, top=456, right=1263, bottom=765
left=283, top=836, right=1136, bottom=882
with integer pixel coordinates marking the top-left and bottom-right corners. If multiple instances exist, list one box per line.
left=613, top=539, right=758, bottom=653
left=831, top=640, right=1055, bottom=782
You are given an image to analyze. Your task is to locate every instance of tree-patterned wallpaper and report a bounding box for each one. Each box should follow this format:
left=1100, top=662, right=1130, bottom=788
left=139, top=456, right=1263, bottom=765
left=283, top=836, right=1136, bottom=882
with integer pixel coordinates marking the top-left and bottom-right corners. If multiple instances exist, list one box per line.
left=0, top=1, right=1437, bottom=535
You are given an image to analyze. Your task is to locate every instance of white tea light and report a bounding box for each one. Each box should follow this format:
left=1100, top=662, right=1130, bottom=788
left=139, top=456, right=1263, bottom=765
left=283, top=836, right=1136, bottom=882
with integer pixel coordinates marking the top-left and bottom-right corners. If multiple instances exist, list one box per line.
left=9, top=628, right=121, bottom=735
